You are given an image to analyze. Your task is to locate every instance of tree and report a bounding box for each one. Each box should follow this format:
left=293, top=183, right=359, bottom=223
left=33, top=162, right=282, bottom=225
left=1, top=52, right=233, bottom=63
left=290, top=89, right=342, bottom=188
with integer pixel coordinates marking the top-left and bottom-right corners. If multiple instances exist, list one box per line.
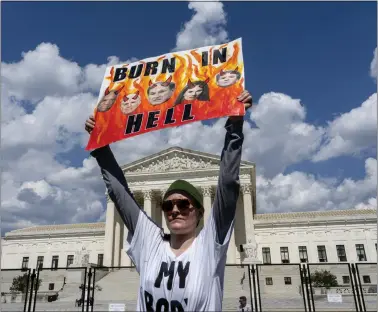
left=310, top=270, right=338, bottom=289
left=9, top=273, right=41, bottom=293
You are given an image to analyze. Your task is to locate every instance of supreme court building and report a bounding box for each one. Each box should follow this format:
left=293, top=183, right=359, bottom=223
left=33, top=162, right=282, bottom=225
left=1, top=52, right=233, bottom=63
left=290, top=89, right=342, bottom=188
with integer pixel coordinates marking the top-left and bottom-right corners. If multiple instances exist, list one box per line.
left=2, top=146, right=377, bottom=270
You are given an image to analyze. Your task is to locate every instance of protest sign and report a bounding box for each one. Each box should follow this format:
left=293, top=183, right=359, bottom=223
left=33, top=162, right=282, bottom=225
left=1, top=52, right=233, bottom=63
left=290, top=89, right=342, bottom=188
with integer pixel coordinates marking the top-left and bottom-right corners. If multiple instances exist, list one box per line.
left=86, top=38, right=245, bottom=150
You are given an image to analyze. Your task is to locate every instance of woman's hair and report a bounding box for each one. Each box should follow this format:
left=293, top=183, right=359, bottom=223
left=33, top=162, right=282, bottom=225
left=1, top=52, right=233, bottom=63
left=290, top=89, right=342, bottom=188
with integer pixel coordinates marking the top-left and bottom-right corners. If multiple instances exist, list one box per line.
left=161, top=231, right=171, bottom=241
left=174, top=80, right=210, bottom=105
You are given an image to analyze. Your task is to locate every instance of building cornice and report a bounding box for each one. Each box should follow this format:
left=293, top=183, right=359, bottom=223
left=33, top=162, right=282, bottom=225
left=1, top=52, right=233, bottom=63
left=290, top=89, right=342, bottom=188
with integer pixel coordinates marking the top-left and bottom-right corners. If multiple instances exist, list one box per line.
left=5, top=222, right=105, bottom=239
left=3, top=230, right=106, bottom=240
left=254, top=209, right=377, bottom=228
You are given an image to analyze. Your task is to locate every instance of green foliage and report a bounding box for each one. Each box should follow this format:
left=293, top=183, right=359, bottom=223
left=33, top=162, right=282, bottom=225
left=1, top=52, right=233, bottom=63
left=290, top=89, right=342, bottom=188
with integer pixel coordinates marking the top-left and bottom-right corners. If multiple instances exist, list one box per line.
left=310, top=269, right=339, bottom=289
left=9, top=273, right=41, bottom=293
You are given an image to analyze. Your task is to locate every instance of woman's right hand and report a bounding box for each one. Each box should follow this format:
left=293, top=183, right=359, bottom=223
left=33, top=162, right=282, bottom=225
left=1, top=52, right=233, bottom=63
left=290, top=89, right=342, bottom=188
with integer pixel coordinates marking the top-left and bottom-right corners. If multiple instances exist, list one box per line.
left=85, top=115, right=96, bottom=134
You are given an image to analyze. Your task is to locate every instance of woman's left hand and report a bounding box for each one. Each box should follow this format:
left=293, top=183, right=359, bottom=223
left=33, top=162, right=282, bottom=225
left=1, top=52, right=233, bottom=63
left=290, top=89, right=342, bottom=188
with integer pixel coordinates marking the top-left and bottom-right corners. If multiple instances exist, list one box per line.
left=230, top=90, right=253, bottom=121
left=237, top=90, right=253, bottom=110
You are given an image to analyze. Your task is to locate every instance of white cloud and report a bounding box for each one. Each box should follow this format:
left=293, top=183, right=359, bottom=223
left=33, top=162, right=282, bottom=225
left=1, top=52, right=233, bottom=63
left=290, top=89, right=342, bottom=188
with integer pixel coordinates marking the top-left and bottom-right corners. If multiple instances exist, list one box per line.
left=174, top=0, right=228, bottom=51
left=2, top=92, right=97, bottom=153
left=244, top=93, right=325, bottom=177
left=313, top=93, right=377, bottom=162
left=256, top=157, right=377, bottom=213
left=1, top=43, right=134, bottom=103
left=355, top=197, right=377, bottom=210
left=1, top=153, right=105, bottom=234
left=370, top=47, right=377, bottom=79
left=2, top=43, right=82, bottom=102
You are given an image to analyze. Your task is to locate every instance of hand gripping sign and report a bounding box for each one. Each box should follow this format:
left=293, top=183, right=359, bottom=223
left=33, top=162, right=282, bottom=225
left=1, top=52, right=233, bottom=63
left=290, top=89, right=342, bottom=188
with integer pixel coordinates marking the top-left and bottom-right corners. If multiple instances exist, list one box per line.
left=86, top=38, right=245, bottom=150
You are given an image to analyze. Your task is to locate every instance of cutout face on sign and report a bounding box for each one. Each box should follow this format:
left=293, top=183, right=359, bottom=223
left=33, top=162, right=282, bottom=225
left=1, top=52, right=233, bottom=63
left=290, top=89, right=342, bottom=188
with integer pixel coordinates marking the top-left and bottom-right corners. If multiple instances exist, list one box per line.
left=216, top=68, right=241, bottom=88
left=120, top=91, right=142, bottom=115
left=174, top=79, right=210, bottom=105
left=96, top=87, right=123, bottom=112
left=147, top=76, right=176, bottom=105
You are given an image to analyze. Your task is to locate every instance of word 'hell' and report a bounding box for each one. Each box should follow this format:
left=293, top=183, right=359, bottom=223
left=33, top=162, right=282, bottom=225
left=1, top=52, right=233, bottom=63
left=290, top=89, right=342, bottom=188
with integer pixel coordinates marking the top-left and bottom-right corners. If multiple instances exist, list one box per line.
left=125, top=104, right=194, bottom=135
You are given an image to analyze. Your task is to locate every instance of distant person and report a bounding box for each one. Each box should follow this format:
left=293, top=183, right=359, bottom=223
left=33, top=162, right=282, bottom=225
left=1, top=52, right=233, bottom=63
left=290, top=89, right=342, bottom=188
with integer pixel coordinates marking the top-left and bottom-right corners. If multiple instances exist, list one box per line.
left=238, top=296, right=252, bottom=312
left=120, top=91, right=142, bottom=115
left=97, top=87, right=123, bottom=112
left=174, top=78, right=210, bottom=105
left=216, top=67, right=241, bottom=88
left=84, top=90, right=253, bottom=311
left=147, top=76, right=175, bottom=105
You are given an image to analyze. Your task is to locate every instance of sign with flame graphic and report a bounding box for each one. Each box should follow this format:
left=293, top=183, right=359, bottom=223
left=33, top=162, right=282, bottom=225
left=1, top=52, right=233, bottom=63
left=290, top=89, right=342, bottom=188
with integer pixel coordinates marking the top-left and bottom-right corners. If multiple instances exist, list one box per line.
left=86, top=38, right=245, bottom=150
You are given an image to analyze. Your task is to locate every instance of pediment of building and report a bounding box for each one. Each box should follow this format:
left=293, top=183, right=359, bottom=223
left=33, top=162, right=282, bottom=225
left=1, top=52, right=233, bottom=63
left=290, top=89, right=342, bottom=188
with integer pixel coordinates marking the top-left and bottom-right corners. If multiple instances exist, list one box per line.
left=122, top=146, right=254, bottom=174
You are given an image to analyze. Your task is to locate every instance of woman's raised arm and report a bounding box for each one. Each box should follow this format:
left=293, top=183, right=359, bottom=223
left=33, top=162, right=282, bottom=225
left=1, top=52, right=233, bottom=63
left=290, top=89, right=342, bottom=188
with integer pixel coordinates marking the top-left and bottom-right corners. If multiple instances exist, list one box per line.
left=211, top=90, right=252, bottom=245
left=90, top=145, right=141, bottom=235
left=85, top=115, right=142, bottom=236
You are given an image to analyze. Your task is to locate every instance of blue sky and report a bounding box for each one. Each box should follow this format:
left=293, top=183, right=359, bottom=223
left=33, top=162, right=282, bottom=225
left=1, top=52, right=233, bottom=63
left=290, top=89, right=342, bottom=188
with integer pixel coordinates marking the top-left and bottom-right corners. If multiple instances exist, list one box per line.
left=1, top=1, right=377, bottom=231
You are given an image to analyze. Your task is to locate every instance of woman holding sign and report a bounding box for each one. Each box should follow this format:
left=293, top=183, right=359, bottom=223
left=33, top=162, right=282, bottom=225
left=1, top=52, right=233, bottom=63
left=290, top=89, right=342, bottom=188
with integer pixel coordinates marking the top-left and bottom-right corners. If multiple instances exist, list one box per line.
left=85, top=90, right=252, bottom=312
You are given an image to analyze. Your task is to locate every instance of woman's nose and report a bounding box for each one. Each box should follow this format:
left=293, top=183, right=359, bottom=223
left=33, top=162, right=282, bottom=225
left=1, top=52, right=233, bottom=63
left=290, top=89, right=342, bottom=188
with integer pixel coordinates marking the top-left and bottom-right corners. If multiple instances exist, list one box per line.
left=171, top=204, right=180, bottom=213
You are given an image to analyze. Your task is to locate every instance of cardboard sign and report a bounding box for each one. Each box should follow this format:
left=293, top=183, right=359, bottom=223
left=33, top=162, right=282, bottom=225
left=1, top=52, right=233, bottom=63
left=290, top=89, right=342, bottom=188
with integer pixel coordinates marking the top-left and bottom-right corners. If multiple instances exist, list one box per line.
left=86, top=38, right=245, bottom=150
left=327, top=293, right=342, bottom=303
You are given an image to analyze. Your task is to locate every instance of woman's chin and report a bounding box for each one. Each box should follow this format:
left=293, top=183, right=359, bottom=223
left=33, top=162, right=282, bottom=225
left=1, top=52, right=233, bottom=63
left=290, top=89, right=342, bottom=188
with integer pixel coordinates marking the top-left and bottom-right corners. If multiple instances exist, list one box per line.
left=169, top=224, right=185, bottom=232
left=169, top=222, right=190, bottom=234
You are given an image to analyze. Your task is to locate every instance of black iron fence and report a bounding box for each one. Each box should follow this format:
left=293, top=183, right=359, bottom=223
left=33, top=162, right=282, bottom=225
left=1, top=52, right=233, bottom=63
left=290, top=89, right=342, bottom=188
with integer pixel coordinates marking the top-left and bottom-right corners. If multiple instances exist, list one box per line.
left=1, top=263, right=376, bottom=312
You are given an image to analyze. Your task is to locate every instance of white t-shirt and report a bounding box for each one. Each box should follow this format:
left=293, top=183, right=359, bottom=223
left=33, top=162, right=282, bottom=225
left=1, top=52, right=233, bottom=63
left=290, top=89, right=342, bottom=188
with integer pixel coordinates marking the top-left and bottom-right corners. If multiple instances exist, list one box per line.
left=238, top=304, right=252, bottom=312
left=125, top=210, right=234, bottom=311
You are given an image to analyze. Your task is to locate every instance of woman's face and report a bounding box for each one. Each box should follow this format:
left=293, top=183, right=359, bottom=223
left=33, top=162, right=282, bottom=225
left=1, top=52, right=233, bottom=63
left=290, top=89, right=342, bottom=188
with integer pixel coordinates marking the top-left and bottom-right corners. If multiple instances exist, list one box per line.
left=183, top=85, right=203, bottom=101
left=162, top=193, right=201, bottom=235
left=217, top=72, right=238, bottom=87
left=120, top=94, right=141, bottom=114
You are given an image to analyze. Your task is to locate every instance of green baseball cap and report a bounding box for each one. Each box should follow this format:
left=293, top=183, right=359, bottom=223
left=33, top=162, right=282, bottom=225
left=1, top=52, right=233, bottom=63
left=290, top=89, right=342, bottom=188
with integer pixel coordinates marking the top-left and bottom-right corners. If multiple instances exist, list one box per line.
left=163, top=180, right=203, bottom=209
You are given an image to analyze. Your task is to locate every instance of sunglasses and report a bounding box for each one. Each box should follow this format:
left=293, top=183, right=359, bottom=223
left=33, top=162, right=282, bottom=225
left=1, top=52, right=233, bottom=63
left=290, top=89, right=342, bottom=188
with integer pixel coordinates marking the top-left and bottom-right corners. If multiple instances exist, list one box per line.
left=161, top=199, right=191, bottom=212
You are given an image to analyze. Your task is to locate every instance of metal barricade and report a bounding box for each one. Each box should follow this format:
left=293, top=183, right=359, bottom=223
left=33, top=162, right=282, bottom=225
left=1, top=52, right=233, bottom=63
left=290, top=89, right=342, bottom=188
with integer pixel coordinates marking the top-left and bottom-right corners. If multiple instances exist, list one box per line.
left=256, top=263, right=307, bottom=312
left=89, top=266, right=138, bottom=312
left=1, top=268, right=32, bottom=312
left=8, top=262, right=373, bottom=312
left=355, top=263, right=377, bottom=312
left=307, top=263, right=358, bottom=312
left=223, top=264, right=253, bottom=311
left=30, top=266, right=87, bottom=312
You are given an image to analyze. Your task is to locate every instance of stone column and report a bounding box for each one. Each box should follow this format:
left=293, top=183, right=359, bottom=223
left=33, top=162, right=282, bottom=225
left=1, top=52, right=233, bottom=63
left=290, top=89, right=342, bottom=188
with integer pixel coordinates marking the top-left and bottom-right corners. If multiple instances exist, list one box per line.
left=143, top=190, right=152, bottom=217
left=233, top=197, right=244, bottom=264
left=241, top=184, right=259, bottom=264
left=201, top=186, right=212, bottom=225
left=152, top=194, right=162, bottom=226
left=113, top=210, right=121, bottom=267
left=104, top=197, right=115, bottom=267
left=160, top=189, right=169, bottom=233
left=227, top=230, right=237, bottom=264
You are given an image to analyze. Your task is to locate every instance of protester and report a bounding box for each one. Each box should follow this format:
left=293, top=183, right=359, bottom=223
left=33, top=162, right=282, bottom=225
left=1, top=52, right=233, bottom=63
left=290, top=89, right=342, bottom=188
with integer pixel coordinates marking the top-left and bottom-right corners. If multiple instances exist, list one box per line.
left=238, top=295, right=252, bottom=312
left=84, top=90, right=252, bottom=311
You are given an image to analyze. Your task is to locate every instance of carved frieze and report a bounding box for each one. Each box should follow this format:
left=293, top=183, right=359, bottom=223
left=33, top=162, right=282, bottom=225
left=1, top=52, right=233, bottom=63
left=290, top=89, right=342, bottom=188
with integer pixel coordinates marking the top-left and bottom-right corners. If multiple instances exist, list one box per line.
left=126, top=153, right=220, bottom=173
